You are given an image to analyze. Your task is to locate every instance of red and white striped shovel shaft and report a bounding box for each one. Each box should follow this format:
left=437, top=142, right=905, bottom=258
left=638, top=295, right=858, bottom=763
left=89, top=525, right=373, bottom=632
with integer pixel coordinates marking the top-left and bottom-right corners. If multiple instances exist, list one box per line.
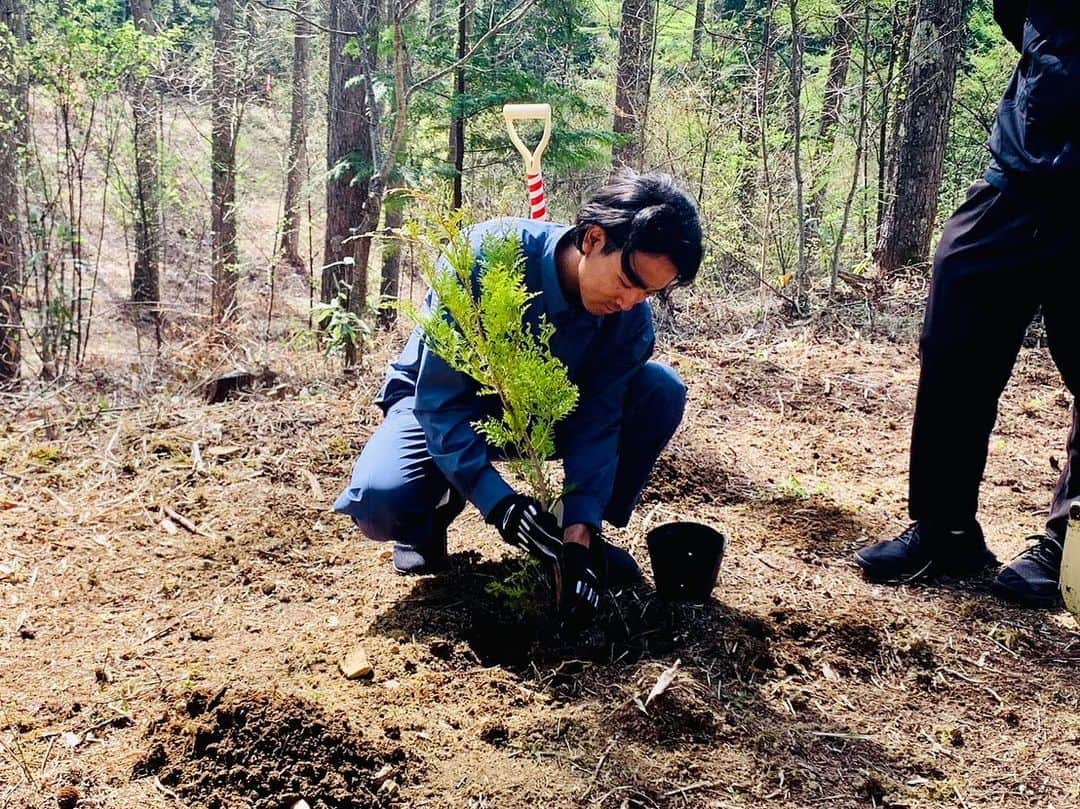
left=527, top=172, right=547, bottom=220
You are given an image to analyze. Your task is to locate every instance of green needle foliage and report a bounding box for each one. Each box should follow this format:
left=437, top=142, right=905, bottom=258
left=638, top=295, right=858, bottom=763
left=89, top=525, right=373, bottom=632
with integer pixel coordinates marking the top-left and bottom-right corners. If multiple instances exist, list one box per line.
left=400, top=200, right=579, bottom=510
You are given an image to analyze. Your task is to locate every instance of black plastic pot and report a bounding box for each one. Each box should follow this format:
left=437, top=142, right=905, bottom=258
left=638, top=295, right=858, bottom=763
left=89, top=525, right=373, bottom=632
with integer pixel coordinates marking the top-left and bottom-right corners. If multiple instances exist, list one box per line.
left=645, top=521, right=726, bottom=602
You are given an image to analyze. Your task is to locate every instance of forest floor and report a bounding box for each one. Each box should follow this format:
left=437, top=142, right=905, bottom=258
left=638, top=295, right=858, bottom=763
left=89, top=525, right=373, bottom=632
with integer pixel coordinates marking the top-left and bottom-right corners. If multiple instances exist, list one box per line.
left=1, top=315, right=1078, bottom=809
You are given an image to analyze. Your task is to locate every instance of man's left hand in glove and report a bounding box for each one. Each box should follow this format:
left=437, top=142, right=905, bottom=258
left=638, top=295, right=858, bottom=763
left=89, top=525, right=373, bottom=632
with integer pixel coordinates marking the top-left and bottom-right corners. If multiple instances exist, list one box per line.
left=488, top=496, right=607, bottom=628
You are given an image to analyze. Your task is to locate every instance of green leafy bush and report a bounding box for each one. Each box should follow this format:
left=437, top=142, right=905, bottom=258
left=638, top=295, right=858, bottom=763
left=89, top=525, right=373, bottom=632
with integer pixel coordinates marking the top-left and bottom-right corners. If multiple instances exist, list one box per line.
left=313, top=290, right=369, bottom=360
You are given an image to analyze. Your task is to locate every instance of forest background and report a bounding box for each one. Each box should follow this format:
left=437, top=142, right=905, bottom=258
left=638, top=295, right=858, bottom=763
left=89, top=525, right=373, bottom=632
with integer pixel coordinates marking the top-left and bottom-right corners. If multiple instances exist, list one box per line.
left=4, top=4, right=1080, bottom=808
left=0, top=0, right=1017, bottom=386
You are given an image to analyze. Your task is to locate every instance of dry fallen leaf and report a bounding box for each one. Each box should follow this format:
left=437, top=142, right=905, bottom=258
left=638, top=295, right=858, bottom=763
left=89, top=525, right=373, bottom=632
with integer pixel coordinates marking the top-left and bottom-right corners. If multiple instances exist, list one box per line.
left=644, top=658, right=682, bottom=707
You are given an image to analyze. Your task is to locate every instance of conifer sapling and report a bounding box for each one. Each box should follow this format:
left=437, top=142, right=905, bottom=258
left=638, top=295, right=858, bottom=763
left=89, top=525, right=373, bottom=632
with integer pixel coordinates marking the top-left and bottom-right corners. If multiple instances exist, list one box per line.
left=400, top=203, right=579, bottom=511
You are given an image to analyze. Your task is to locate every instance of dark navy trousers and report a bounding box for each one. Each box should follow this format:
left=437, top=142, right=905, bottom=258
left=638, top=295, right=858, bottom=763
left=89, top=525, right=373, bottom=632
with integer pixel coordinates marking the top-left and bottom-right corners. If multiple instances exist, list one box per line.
left=909, top=179, right=1080, bottom=541
left=334, top=361, right=687, bottom=548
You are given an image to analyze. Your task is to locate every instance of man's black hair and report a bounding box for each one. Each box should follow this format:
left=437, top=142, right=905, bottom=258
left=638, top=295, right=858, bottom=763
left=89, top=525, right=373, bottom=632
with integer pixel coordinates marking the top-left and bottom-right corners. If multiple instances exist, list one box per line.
left=572, top=170, right=703, bottom=287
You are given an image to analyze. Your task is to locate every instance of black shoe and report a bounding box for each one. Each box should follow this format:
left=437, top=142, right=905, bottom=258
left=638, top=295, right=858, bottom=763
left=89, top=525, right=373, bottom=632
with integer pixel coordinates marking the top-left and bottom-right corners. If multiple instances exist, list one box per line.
left=392, top=539, right=448, bottom=575
left=992, top=535, right=1064, bottom=608
left=604, top=543, right=642, bottom=589
left=854, top=521, right=996, bottom=582
left=392, top=491, right=464, bottom=575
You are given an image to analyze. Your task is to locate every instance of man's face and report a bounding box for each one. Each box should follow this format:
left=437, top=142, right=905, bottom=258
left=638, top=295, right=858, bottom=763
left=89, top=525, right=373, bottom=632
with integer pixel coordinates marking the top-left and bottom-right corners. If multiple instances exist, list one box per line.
left=577, top=225, right=679, bottom=316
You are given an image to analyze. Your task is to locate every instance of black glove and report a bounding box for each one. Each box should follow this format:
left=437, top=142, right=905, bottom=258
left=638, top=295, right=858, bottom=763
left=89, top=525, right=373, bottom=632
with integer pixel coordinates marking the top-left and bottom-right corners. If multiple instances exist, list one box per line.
left=559, top=538, right=606, bottom=631
left=488, top=493, right=563, bottom=568
left=488, top=495, right=607, bottom=628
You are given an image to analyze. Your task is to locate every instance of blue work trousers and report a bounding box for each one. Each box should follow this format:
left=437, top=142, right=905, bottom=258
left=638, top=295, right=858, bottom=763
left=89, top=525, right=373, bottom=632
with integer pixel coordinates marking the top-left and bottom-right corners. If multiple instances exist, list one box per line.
left=334, top=361, right=686, bottom=549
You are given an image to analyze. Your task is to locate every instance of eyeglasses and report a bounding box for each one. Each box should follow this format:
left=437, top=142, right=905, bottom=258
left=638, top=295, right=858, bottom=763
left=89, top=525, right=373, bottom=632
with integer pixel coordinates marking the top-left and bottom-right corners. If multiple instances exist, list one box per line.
left=621, top=249, right=679, bottom=296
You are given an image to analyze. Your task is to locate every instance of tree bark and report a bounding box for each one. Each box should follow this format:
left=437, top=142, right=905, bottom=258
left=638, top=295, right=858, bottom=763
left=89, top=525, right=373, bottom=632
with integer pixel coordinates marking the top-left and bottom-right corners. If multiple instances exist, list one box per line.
left=876, top=1, right=914, bottom=238
left=691, top=0, right=705, bottom=64
left=279, top=0, right=310, bottom=270
left=449, top=0, right=469, bottom=209
left=428, top=0, right=445, bottom=34
left=787, top=0, right=808, bottom=312
left=809, top=1, right=855, bottom=226
left=130, top=0, right=162, bottom=309
left=377, top=183, right=404, bottom=328
left=211, top=0, right=240, bottom=323
left=0, top=0, right=24, bottom=382
left=322, top=0, right=377, bottom=320
left=830, top=3, right=871, bottom=298
left=875, top=0, right=965, bottom=275
left=611, top=0, right=656, bottom=170
left=755, top=1, right=775, bottom=284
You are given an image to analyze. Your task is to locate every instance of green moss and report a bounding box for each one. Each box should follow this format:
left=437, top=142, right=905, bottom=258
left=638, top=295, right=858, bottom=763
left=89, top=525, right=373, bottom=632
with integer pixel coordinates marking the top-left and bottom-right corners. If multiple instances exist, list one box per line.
left=28, top=444, right=63, bottom=466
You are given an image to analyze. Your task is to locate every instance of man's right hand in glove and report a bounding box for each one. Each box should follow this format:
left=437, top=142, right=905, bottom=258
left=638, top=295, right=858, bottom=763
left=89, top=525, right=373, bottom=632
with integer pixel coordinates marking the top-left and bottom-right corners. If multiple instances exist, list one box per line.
left=488, top=494, right=563, bottom=567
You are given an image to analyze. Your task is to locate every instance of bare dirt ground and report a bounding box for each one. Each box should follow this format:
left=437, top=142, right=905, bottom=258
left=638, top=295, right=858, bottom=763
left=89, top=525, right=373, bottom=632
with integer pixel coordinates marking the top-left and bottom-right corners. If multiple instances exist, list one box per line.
left=2, top=319, right=1078, bottom=809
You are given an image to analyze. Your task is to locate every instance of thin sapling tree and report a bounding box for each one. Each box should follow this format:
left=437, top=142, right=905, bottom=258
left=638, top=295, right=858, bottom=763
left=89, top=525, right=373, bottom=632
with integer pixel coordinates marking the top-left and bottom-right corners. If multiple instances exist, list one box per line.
left=401, top=203, right=578, bottom=511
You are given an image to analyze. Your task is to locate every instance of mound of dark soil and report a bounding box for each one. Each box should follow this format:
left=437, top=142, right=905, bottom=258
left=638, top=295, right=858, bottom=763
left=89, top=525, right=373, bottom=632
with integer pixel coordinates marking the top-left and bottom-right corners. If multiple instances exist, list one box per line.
left=133, top=687, right=406, bottom=809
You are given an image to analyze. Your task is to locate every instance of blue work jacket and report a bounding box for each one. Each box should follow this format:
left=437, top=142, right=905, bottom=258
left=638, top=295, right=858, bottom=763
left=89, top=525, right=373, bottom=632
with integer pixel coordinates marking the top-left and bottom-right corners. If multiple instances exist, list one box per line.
left=374, top=218, right=655, bottom=530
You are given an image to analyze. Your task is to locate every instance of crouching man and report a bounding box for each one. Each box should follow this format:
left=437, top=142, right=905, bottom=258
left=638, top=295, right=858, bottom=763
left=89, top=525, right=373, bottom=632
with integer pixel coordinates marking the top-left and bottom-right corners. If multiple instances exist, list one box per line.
left=334, top=171, right=703, bottom=626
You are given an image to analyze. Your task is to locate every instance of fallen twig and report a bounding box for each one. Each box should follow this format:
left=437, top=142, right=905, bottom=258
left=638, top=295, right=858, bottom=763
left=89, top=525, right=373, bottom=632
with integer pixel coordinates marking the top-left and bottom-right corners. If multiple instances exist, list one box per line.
left=588, top=741, right=616, bottom=786
left=138, top=607, right=201, bottom=645
left=162, top=505, right=200, bottom=535
left=661, top=781, right=715, bottom=798
left=808, top=730, right=873, bottom=741
left=153, top=777, right=179, bottom=800
left=644, top=659, right=681, bottom=707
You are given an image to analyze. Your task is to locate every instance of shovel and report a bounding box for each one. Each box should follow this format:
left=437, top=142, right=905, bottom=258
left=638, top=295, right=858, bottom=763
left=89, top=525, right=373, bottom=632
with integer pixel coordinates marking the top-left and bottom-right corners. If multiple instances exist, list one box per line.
left=503, top=103, right=552, bottom=220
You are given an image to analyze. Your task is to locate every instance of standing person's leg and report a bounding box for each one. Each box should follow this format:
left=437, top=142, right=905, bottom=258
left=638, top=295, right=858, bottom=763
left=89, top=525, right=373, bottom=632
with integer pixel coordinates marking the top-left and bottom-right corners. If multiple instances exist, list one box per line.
left=995, top=211, right=1080, bottom=605
left=856, top=181, right=1041, bottom=580
left=334, top=397, right=466, bottom=573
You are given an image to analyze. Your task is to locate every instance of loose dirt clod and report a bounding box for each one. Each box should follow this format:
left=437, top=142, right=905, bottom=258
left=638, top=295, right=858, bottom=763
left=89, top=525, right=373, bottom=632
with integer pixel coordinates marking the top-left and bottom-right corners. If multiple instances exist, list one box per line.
left=132, top=687, right=405, bottom=809
left=55, top=786, right=79, bottom=809
left=339, top=644, right=373, bottom=679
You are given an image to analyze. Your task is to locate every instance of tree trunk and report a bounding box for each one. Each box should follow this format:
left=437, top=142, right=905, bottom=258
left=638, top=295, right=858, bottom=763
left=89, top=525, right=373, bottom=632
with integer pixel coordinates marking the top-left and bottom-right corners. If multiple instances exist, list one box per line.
left=875, top=0, right=965, bottom=275
left=428, top=0, right=445, bottom=34
left=611, top=0, right=656, bottom=170
left=377, top=183, right=404, bottom=328
left=755, top=1, right=775, bottom=283
left=0, top=0, right=23, bottom=382
left=691, top=0, right=705, bottom=64
left=787, top=0, right=808, bottom=312
left=211, top=0, right=240, bottom=323
left=279, top=0, right=310, bottom=270
left=322, top=0, right=377, bottom=322
left=449, top=0, right=469, bottom=209
left=130, top=0, right=161, bottom=309
left=809, top=1, right=855, bottom=226
left=830, top=3, right=871, bottom=298
left=876, top=1, right=914, bottom=238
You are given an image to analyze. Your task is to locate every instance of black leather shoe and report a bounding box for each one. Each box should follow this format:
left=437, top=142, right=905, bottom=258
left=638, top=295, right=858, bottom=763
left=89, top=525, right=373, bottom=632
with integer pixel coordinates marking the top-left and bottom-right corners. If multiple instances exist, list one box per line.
left=604, top=543, right=642, bottom=588
left=854, top=521, right=997, bottom=582
left=992, top=535, right=1063, bottom=608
